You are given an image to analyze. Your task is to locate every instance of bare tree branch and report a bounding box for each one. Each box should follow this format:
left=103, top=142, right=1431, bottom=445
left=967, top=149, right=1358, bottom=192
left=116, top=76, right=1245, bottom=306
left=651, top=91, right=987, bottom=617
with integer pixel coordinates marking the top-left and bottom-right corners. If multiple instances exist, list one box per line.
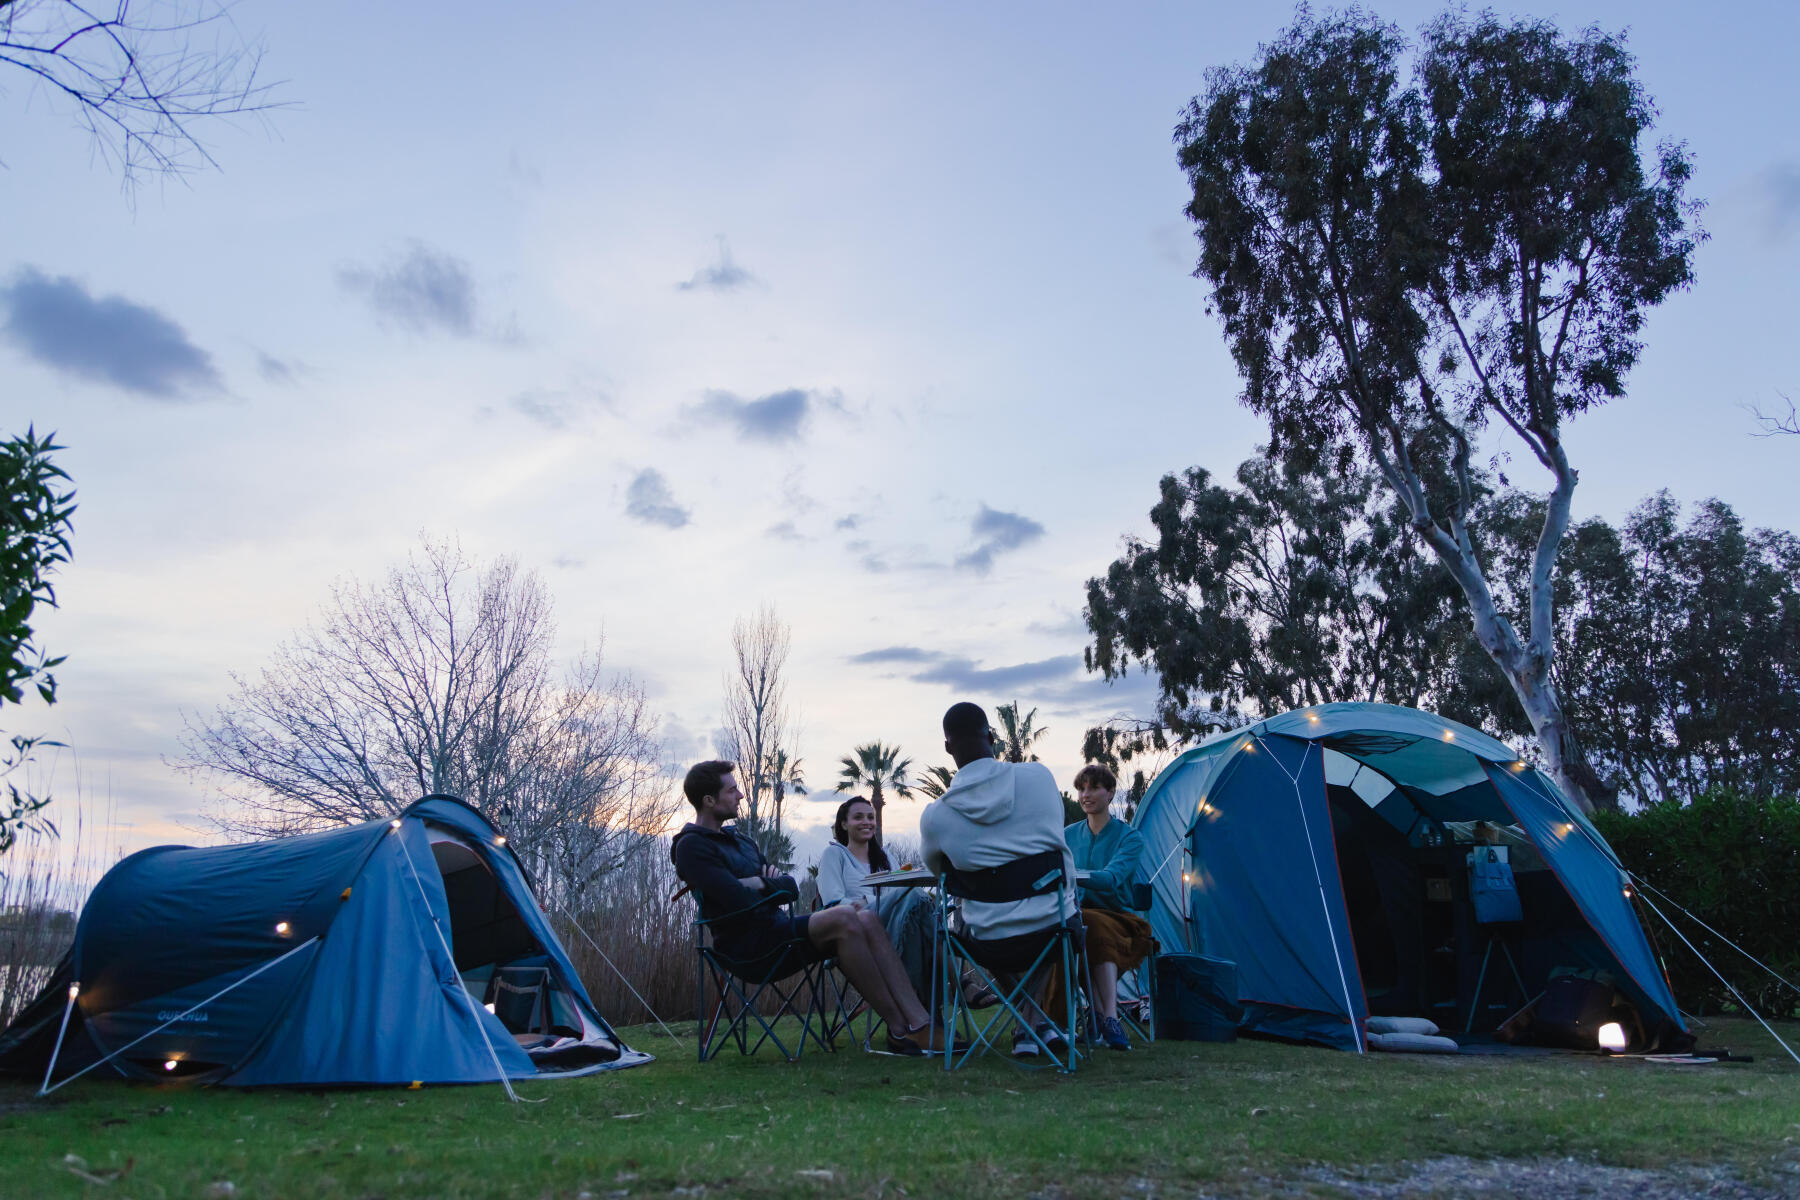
left=175, top=537, right=676, bottom=904
left=0, top=0, right=287, bottom=191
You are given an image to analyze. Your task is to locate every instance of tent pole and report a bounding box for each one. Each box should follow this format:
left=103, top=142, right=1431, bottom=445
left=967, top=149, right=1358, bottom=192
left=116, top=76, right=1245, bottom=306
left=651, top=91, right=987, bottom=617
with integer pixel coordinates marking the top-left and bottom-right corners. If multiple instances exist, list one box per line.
left=1634, top=889, right=1800, bottom=1066
left=41, top=938, right=319, bottom=1095
left=37, top=983, right=79, bottom=1097
left=1257, top=735, right=1365, bottom=1053
left=555, top=906, right=682, bottom=1044
left=395, top=835, right=527, bottom=1102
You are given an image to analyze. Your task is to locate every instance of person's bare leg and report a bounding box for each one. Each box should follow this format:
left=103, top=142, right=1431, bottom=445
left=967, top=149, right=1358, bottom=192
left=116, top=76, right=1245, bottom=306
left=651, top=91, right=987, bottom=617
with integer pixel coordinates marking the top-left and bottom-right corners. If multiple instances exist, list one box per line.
left=1093, top=961, right=1120, bottom=1020
left=810, top=910, right=923, bottom=1032
left=853, top=908, right=930, bottom=1028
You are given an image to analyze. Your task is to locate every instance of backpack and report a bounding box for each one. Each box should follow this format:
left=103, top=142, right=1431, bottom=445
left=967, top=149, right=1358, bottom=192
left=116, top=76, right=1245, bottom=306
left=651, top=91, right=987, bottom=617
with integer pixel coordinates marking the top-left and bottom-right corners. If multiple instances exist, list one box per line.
left=1467, top=846, right=1523, bottom=924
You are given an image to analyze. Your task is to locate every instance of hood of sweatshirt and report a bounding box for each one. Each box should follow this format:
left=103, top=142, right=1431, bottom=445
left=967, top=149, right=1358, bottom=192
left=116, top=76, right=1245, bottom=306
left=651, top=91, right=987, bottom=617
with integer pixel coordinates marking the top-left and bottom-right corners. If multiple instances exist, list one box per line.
left=937, top=757, right=1021, bottom=825
left=669, top=820, right=747, bottom=863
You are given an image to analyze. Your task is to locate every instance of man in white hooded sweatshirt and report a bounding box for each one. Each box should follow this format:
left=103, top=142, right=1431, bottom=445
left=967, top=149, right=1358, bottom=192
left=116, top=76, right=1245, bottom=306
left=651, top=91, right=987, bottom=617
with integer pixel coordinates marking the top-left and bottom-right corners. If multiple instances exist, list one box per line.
left=921, top=701, right=1080, bottom=1056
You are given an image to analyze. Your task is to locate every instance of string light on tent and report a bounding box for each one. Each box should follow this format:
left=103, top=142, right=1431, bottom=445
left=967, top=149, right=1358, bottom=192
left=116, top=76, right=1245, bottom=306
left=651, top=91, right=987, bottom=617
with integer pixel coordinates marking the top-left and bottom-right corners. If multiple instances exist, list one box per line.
left=1306, top=711, right=1319, bottom=723
left=163, top=1059, right=178, bottom=1072
left=1622, top=886, right=1635, bottom=899
left=1443, top=729, right=1455, bottom=741
left=494, top=835, right=507, bottom=847
left=274, top=922, right=291, bottom=936
left=389, top=818, right=402, bottom=831
left=484, top=1002, right=496, bottom=1014
left=1598, top=1022, right=1628, bottom=1052
left=68, top=983, right=80, bottom=1001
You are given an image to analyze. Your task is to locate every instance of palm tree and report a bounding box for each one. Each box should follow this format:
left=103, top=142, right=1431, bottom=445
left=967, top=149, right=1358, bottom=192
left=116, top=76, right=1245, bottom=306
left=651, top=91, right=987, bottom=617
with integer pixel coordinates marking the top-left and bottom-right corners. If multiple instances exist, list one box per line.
left=994, top=701, right=1048, bottom=764
left=836, top=741, right=914, bottom=836
left=766, top=749, right=807, bottom=838
left=915, top=764, right=958, bottom=800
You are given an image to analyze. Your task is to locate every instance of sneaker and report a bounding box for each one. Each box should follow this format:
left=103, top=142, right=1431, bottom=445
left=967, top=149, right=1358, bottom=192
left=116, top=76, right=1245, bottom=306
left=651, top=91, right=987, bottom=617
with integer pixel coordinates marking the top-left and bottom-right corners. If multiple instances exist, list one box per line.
left=885, top=1027, right=971, bottom=1057
left=1011, top=1029, right=1041, bottom=1058
left=1100, top=1016, right=1131, bottom=1051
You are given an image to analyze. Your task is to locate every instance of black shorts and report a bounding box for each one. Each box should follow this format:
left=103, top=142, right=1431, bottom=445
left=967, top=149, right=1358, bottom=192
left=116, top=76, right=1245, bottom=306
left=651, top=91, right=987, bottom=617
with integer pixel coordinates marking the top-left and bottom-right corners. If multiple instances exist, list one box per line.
left=960, top=917, right=1082, bottom=973
left=713, top=913, right=822, bottom=980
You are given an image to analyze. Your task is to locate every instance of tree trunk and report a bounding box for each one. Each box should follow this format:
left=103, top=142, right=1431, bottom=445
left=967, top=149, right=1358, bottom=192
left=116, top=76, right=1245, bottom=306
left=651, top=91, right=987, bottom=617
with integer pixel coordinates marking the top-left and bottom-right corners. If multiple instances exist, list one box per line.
left=1370, top=437, right=1617, bottom=814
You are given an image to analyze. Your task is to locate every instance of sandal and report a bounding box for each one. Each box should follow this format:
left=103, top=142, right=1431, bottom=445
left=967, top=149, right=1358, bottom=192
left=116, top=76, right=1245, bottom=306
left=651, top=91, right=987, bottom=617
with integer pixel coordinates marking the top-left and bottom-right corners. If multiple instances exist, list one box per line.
left=959, top=970, right=1000, bottom=1008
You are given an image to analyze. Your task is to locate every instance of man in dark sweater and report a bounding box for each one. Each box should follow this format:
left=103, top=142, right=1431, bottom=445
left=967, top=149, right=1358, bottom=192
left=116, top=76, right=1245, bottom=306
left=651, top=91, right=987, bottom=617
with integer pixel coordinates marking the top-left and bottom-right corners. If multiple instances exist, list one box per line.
left=672, top=760, right=948, bottom=1055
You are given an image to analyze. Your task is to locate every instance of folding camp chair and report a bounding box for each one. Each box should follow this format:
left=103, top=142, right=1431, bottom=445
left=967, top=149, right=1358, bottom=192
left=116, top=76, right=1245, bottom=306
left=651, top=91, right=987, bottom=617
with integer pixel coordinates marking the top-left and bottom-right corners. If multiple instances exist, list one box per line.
left=1115, top=884, right=1159, bottom=1045
left=1077, top=883, right=1158, bottom=1047
left=692, top=891, right=845, bottom=1062
left=938, top=850, right=1086, bottom=1072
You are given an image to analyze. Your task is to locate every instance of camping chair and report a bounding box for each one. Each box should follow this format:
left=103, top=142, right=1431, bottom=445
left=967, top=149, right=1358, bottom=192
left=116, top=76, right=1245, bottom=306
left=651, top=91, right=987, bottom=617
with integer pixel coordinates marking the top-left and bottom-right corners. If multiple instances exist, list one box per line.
left=938, top=850, right=1087, bottom=1073
left=486, top=959, right=552, bottom=1036
left=691, top=889, right=844, bottom=1062
left=1114, top=883, right=1159, bottom=1045
left=1465, top=846, right=1529, bottom=1033
left=1076, top=883, right=1158, bottom=1046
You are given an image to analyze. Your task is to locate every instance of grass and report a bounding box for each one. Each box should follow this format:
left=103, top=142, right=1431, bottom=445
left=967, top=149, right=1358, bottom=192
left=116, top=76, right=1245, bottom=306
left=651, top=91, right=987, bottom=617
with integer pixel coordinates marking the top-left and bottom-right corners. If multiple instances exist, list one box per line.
left=4, top=1017, right=1799, bottom=1198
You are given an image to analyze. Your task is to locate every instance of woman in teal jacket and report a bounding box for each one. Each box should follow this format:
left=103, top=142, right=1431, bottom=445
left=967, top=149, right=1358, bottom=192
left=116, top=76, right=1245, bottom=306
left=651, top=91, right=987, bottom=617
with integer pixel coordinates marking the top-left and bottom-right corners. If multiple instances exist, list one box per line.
left=1064, top=764, right=1155, bottom=1050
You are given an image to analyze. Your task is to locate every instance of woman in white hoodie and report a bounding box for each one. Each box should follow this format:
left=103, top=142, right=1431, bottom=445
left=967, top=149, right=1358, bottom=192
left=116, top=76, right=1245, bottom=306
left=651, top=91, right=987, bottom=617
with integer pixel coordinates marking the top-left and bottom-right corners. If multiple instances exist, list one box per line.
left=818, top=796, right=942, bottom=1011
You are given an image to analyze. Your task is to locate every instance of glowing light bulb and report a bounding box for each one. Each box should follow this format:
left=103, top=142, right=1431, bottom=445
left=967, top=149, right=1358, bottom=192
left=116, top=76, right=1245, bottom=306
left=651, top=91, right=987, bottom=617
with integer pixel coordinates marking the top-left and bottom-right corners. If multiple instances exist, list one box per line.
left=484, top=1002, right=496, bottom=1014
left=275, top=921, right=291, bottom=936
left=1598, top=1022, right=1627, bottom=1052
left=1306, top=712, right=1319, bottom=722
left=1622, top=887, right=1634, bottom=898
left=164, top=1059, right=178, bottom=1072
left=1443, top=730, right=1455, bottom=740
left=494, top=835, right=507, bottom=847
left=68, top=983, right=81, bottom=1001
left=389, top=818, right=402, bottom=830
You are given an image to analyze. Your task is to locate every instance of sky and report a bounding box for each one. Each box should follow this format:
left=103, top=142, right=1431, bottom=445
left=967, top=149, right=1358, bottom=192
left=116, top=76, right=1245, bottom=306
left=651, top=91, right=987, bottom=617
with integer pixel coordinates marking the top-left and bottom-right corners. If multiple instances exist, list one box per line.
left=3, top=0, right=1798, bottom=873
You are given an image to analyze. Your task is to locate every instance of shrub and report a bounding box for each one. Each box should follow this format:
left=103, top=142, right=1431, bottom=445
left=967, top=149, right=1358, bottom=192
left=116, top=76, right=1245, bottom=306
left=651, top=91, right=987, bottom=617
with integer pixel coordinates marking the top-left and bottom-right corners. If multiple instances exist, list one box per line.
left=1594, top=792, right=1800, bottom=1018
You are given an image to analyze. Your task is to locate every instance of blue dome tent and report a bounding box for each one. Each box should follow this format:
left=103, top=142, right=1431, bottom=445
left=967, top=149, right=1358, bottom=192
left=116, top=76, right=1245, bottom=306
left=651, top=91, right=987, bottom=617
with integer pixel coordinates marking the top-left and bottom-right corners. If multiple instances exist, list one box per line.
left=0, top=795, right=651, bottom=1089
left=1133, top=703, right=1685, bottom=1051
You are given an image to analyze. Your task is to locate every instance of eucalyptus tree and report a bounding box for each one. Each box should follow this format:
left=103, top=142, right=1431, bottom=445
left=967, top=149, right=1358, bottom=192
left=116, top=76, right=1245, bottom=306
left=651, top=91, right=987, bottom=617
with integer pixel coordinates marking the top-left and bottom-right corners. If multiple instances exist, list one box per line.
left=1175, top=11, right=1701, bottom=810
left=1085, top=447, right=1474, bottom=752
left=835, top=741, right=913, bottom=837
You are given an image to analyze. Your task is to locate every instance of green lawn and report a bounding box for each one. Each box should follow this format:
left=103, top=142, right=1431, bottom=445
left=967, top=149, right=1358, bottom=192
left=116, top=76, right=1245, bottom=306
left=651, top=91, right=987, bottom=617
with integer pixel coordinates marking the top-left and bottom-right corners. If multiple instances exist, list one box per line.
left=4, top=1018, right=1798, bottom=1199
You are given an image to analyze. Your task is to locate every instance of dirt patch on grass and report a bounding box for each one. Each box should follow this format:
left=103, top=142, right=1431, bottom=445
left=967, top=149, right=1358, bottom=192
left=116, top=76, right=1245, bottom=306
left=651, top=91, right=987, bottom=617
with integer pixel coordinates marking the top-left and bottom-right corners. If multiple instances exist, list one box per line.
left=1276, top=1155, right=1797, bottom=1198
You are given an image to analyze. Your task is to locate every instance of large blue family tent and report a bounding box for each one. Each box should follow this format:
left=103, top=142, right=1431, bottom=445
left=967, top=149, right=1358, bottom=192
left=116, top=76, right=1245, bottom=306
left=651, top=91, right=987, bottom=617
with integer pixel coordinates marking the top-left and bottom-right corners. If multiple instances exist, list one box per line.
left=0, top=795, right=650, bottom=1089
left=1133, top=703, right=1686, bottom=1052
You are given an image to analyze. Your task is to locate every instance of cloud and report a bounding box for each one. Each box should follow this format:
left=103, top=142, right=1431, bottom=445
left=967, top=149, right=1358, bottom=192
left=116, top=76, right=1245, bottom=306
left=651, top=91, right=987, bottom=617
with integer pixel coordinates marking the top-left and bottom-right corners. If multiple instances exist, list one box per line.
left=1757, top=162, right=1800, bottom=241
left=624, top=468, right=691, bottom=529
left=255, top=351, right=303, bottom=384
left=506, top=387, right=609, bottom=431
left=551, top=554, right=586, bottom=569
left=692, top=387, right=812, bottom=442
left=849, top=646, right=940, bottom=665
left=337, top=241, right=478, bottom=336
left=1027, top=611, right=1090, bottom=639
left=835, top=514, right=863, bottom=531
left=0, top=267, right=220, bottom=398
left=955, top=504, right=1046, bottom=573
left=849, top=645, right=1082, bottom=694
left=766, top=520, right=804, bottom=542
left=677, top=237, right=758, bottom=292
left=914, top=654, right=1083, bottom=693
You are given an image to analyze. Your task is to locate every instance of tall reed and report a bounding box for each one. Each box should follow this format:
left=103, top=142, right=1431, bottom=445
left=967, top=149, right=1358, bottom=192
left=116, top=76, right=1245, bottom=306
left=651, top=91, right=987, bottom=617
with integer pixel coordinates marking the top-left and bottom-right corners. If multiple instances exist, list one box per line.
left=0, top=772, right=118, bottom=1028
